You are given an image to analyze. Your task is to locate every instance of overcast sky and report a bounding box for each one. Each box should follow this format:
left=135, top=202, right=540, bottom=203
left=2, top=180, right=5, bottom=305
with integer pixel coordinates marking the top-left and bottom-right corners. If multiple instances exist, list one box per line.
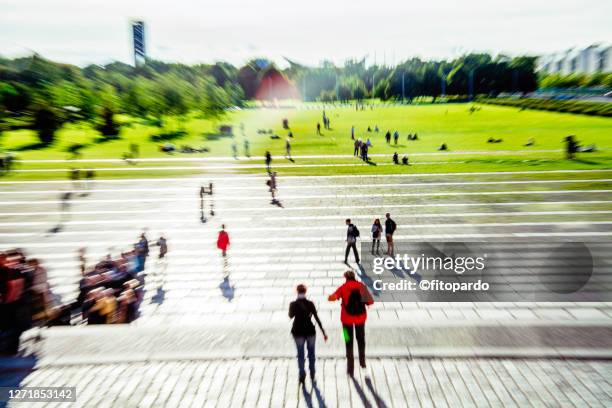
left=1, top=0, right=610, bottom=67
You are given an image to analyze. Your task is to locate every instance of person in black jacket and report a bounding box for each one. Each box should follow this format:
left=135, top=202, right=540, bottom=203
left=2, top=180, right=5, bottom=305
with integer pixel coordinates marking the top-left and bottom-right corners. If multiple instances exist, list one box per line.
left=344, top=219, right=360, bottom=264
left=385, top=213, right=397, bottom=256
left=289, top=284, right=328, bottom=384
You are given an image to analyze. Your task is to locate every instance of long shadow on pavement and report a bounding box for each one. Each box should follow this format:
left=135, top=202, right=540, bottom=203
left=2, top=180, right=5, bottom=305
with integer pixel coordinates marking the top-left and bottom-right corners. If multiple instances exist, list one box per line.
left=351, top=377, right=373, bottom=408
left=365, top=376, right=389, bottom=408
left=301, top=381, right=327, bottom=408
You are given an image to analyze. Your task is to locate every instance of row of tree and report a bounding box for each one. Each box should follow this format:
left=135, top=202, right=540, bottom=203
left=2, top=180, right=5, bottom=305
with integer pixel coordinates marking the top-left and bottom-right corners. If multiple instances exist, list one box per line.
left=0, top=52, right=576, bottom=145
left=0, top=55, right=243, bottom=144
left=289, top=54, right=539, bottom=102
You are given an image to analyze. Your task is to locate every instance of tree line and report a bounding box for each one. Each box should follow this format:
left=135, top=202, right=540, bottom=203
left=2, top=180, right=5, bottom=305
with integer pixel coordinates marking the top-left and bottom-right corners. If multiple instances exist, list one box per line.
left=0, top=52, right=549, bottom=145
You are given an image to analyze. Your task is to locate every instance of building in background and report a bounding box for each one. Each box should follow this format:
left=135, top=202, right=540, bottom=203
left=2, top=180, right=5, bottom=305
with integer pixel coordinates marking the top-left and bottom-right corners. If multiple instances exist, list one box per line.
left=538, top=44, right=612, bottom=75
left=131, top=20, right=146, bottom=66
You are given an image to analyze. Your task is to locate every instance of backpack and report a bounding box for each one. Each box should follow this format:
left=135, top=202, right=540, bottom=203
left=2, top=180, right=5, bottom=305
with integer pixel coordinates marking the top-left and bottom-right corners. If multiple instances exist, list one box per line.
left=353, top=225, right=360, bottom=238
left=345, top=288, right=366, bottom=315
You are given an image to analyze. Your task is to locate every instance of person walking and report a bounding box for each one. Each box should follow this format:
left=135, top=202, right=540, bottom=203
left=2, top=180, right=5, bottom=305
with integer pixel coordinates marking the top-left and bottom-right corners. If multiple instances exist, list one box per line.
left=384, top=213, right=397, bottom=256
left=265, top=151, right=272, bottom=174
left=353, top=139, right=361, bottom=157
left=393, top=131, right=399, bottom=145
left=217, top=225, right=230, bottom=257
left=351, top=125, right=355, bottom=140
left=232, top=139, right=238, bottom=159
left=360, top=142, right=369, bottom=162
left=285, top=137, right=292, bottom=160
left=156, top=235, right=168, bottom=259
left=136, top=233, right=149, bottom=272
left=371, top=219, right=382, bottom=255
left=244, top=139, right=250, bottom=158
left=268, top=171, right=279, bottom=205
left=328, top=270, right=374, bottom=376
left=316, top=123, right=322, bottom=135
left=344, top=219, right=360, bottom=264
left=385, top=131, right=391, bottom=144
left=289, top=284, right=328, bottom=384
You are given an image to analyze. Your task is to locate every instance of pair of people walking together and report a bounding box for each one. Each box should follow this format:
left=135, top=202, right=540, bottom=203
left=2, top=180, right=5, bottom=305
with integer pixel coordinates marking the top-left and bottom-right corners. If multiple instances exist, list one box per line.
left=289, top=271, right=374, bottom=385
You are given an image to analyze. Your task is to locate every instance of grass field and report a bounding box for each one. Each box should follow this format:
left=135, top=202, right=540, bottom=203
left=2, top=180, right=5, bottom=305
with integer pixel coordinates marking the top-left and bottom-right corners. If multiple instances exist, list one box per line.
left=1, top=103, right=611, bottom=180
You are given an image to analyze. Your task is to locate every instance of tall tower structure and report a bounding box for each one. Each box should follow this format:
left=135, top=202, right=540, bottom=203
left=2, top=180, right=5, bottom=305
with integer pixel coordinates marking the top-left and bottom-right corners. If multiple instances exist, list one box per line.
left=131, top=20, right=146, bottom=66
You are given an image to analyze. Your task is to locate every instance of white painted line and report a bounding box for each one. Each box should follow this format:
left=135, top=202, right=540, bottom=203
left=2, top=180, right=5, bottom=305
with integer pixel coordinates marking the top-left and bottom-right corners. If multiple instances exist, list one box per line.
left=2, top=221, right=611, bottom=237
left=1, top=169, right=610, bottom=184
left=12, top=149, right=566, bottom=163
left=3, top=231, right=612, bottom=248
left=8, top=161, right=467, bottom=173
left=264, top=210, right=612, bottom=221
left=1, top=189, right=609, bottom=205
left=1, top=201, right=611, bottom=217
left=2, top=179, right=610, bottom=195
left=24, top=242, right=612, bottom=261
left=1, top=211, right=611, bottom=227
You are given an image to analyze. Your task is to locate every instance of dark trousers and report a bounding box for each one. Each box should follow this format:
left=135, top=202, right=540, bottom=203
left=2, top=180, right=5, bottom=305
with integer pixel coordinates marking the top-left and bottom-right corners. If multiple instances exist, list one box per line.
left=343, top=324, right=366, bottom=375
left=294, top=335, right=316, bottom=378
left=345, top=242, right=359, bottom=263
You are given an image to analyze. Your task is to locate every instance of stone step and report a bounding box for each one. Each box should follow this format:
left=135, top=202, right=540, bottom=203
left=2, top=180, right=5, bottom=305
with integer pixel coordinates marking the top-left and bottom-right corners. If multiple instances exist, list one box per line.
left=16, top=321, right=612, bottom=367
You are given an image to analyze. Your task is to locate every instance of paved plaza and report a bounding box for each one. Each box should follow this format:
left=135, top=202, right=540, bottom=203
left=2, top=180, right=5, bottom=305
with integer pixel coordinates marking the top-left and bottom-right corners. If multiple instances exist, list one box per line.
left=1, top=159, right=612, bottom=406
left=4, top=357, right=612, bottom=407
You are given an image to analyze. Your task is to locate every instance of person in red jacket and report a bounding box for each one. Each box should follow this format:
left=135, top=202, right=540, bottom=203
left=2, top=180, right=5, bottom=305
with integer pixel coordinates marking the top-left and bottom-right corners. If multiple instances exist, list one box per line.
left=328, top=270, right=374, bottom=376
left=217, top=224, right=230, bottom=257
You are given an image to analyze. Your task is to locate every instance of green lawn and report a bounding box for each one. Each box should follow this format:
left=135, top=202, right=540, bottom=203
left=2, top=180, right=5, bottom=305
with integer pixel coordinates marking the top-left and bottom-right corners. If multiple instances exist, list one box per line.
left=1, top=103, right=611, bottom=180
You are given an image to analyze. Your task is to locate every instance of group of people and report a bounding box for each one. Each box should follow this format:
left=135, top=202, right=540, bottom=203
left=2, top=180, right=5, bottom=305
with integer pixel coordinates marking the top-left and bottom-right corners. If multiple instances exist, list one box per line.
left=76, top=233, right=166, bottom=325
left=353, top=138, right=372, bottom=162
left=392, top=152, right=410, bottom=165
left=0, top=231, right=171, bottom=353
left=286, top=214, right=401, bottom=384
left=289, top=270, right=374, bottom=384
left=345, top=213, right=397, bottom=264
left=0, top=249, right=69, bottom=353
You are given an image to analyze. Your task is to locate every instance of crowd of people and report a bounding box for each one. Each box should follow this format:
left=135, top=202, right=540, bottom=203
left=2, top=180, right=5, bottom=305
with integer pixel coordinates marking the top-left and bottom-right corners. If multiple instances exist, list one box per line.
left=348, top=122, right=423, bottom=165
left=0, top=233, right=165, bottom=353
left=345, top=213, right=398, bottom=264
left=1, top=249, right=69, bottom=353
left=75, top=233, right=153, bottom=325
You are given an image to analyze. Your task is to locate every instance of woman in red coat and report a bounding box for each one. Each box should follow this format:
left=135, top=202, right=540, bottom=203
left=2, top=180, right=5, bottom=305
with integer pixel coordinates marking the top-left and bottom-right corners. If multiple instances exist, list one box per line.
left=217, top=224, right=230, bottom=257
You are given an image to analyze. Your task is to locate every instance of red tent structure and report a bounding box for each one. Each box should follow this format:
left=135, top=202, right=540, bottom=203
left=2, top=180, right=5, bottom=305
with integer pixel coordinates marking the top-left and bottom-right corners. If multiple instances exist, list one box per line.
left=255, top=67, right=300, bottom=101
